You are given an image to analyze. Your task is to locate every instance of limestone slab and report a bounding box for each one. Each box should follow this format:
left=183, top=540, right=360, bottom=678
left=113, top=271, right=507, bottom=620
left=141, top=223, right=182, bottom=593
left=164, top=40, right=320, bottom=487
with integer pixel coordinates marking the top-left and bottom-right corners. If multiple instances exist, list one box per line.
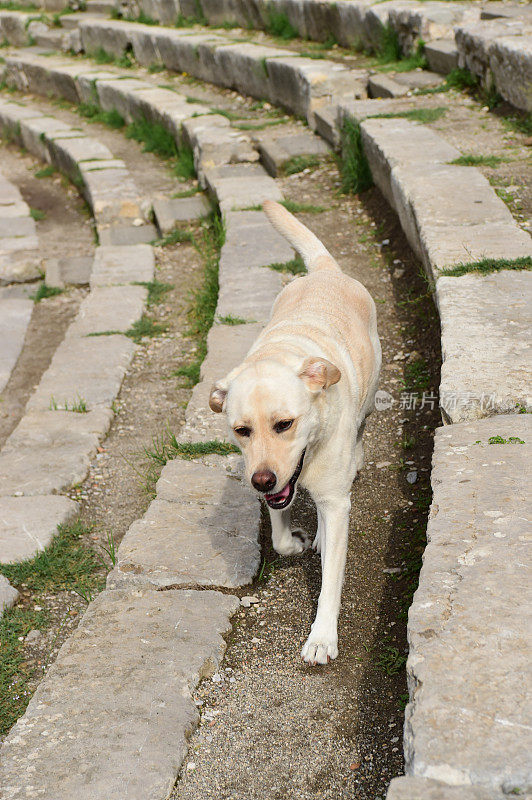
left=26, top=334, right=135, bottom=413
left=183, top=322, right=263, bottom=442
left=90, top=244, right=155, bottom=287
left=0, top=495, right=79, bottom=563
left=153, top=195, right=211, bottom=234
left=0, top=574, right=19, bottom=617
left=0, top=588, right=239, bottom=799
left=0, top=295, right=33, bottom=393
left=108, top=458, right=260, bottom=590
left=98, top=223, right=158, bottom=246
left=425, top=38, right=459, bottom=74
left=405, top=414, right=532, bottom=793
left=368, top=73, right=409, bottom=99
left=68, top=285, right=147, bottom=336
left=436, top=270, right=531, bottom=423
left=387, top=776, right=505, bottom=800
left=0, top=408, right=113, bottom=496
left=257, top=130, right=330, bottom=178
left=44, top=255, right=93, bottom=287
left=209, top=174, right=283, bottom=214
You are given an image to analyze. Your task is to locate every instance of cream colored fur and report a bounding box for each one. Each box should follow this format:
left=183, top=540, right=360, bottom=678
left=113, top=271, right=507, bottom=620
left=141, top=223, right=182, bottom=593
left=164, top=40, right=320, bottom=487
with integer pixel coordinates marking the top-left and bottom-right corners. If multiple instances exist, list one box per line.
left=210, top=200, right=381, bottom=665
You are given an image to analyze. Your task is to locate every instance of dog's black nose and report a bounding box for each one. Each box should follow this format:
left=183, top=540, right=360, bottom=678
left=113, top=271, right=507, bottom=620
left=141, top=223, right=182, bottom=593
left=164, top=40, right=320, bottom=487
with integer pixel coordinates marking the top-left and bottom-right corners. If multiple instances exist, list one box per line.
left=251, top=470, right=276, bottom=492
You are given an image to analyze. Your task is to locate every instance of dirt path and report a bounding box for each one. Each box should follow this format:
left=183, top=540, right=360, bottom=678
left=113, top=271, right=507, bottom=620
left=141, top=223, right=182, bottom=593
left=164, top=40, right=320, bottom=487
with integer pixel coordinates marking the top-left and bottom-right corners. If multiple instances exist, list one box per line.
left=169, top=163, right=441, bottom=799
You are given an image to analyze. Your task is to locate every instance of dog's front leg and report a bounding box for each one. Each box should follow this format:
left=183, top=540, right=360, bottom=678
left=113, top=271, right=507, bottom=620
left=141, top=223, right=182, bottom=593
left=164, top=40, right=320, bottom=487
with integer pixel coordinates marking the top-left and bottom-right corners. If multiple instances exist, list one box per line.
left=269, top=507, right=312, bottom=556
left=301, top=495, right=350, bottom=665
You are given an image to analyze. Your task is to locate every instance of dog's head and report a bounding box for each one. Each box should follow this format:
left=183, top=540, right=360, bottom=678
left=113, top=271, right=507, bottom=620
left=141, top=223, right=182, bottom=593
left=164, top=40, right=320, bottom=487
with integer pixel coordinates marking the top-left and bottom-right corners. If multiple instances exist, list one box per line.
left=209, top=356, right=340, bottom=509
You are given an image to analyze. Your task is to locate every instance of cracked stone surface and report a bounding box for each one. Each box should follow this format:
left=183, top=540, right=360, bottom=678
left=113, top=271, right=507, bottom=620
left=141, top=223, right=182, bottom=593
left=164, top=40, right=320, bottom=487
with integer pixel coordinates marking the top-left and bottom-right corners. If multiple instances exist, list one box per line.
left=437, top=270, right=532, bottom=422
left=0, top=495, right=79, bottom=563
left=0, top=588, right=239, bottom=800
left=404, top=414, right=531, bottom=795
left=107, top=459, right=260, bottom=590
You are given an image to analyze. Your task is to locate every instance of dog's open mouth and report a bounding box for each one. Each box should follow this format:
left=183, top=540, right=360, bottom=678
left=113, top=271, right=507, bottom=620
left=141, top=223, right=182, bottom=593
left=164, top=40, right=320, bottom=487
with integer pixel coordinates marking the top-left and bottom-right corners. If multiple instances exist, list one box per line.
left=264, top=449, right=306, bottom=510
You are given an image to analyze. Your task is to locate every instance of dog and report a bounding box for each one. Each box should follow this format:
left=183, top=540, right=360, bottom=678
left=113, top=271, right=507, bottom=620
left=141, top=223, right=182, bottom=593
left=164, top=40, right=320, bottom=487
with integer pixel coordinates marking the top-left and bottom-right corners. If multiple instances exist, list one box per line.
left=209, top=200, right=381, bottom=665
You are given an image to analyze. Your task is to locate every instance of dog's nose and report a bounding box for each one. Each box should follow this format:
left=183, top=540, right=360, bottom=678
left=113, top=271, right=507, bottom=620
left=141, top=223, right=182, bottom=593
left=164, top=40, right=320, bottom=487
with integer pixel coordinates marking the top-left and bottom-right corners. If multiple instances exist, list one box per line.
left=251, top=470, right=277, bottom=492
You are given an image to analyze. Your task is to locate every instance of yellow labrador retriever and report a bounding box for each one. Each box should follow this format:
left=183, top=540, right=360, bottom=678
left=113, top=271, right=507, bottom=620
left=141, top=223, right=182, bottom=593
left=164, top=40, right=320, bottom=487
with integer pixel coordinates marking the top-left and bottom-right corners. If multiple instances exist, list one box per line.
left=209, top=200, right=381, bottom=665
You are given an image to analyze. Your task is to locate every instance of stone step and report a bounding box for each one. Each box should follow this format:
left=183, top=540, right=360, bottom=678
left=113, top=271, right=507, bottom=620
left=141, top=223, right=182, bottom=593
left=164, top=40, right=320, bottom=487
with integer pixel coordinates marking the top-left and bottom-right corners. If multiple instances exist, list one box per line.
left=72, top=18, right=369, bottom=127
left=388, top=776, right=505, bottom=800
left=0, top=96, right=147, bottom=239
left=152, top=194, right=211, bottom=235
left=455, top=17, right=532, bottom=112
left=0, top=287, right=34, bottom=393
left=403, top=414, right=531, bottom=796
left=256, top=129, right=331, bottom=178
left=0, top=574, right=19, bottom=619
left=0, top=588, right=239, bottom=799
left=0, top=495, right=79, bottom=563
left=0, top=170, right=40, bottom=284
left=424, top=38, right=459, bottom=74
left=86, top=0, right=116, bottom=14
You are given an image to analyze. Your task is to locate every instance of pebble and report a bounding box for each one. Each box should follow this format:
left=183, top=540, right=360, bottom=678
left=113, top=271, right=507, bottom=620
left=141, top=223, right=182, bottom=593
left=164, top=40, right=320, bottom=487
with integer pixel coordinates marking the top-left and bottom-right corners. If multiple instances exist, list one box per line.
left=241, top=596, right=259, bottom=608
left=25, top=629, right=42, bottom=645
left=406, top=470, right=418, bottom=484
left=376, top=461, right=391, bottom=469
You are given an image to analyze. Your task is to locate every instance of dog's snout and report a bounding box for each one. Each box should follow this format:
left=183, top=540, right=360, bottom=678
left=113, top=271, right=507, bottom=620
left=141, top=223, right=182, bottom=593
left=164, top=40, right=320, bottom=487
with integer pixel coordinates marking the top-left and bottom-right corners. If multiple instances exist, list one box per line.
left=251, top=470, right=277, bottom=492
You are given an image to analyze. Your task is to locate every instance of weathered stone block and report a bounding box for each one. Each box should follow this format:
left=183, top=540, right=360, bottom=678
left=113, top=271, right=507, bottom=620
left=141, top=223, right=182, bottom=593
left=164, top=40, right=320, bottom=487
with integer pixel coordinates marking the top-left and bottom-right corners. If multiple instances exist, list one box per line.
left=0, top=495, right=79, bottom=563
left=153, top=195, right=211, bottom=234
left=424, top=38, right=459, bottom=74
left=108, top=458, right=260, bottom=589
left=0, top=409, right=113, bottom=496
left=0, top=574, right=19, bottom=617
left=405, top=415, right=532, bottom=794
left=0, top=293, right=33, bottom=392
left=387, top=776, right=505, bottom=800
left=90, top=244, right=155, bottom=287
left=67, top=285, right=147, bottom=336
left=0, top=588, right=239, bottom=799
left=436, top=270, right=531, bottom=423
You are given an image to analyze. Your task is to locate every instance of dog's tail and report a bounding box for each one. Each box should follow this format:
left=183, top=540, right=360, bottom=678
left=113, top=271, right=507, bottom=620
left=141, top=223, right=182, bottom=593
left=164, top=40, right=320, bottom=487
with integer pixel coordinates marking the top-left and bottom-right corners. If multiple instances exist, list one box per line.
left=263, top=200, right=341, bottom=273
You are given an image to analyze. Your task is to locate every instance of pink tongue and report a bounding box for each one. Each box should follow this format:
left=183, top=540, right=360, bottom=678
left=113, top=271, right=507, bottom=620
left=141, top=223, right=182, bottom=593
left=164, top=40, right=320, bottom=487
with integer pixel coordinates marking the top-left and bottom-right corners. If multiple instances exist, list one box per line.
left=265, top=483, right=291, bottom=502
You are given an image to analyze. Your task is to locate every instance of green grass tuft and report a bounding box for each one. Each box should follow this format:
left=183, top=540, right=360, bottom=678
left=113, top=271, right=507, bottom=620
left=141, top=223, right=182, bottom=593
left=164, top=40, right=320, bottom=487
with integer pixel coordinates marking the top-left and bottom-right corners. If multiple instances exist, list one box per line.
left=133, top=279, right=174, bottom=305
left=339, top=117, right=373, bottom=195
left=29, top=207, right=46, bottom=221
left=145, top=435, right=240, bottom=465
left=375, top=22, right=402, bottom=63
left=369, top=107, right=447, bottom=124
left=282, top=154, right=321, bottom=175
left=78, top=102, right=125, bottom=129
left=174, top=212, right=225, bottom=387
left=34, top=164, right=56, bottom=179
left=267, top=254, right=305, bottom=275
left=265, top=9, right=298, bottom=40
left=440, top=256, right=532, bottom=278
left=126, top=116, right=177, bottom=158
left=280, top=199, right=326, bottom=214
left=445, top=67, right=478, bottom=91
left=153, top=227, right=195, bottom=247
left=173, top=144, right=195, bottom=180
left=217, top=314, right=249, bottom=325
left=31, top=283, right=63, bottom=302
left=450, top=153, right=506, bottom=168
left=503, top=112, right=532, bottom=137
left=125, top=315, right=168, bottom=342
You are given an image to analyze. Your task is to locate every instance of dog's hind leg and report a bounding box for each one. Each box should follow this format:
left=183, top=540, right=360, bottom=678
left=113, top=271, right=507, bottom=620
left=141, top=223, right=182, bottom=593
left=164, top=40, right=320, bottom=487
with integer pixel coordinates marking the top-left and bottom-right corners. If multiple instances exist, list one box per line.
left=301, top=494, right=350, bottom=665
left=269, top=507, right=312, bottom=556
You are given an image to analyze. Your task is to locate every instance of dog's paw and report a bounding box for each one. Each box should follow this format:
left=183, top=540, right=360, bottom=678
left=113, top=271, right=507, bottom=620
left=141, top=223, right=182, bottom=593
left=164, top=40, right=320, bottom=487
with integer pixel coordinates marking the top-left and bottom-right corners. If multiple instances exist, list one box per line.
left=301, top=630, right=338, bottom=666
left=274, top=529, right=312, bottom=556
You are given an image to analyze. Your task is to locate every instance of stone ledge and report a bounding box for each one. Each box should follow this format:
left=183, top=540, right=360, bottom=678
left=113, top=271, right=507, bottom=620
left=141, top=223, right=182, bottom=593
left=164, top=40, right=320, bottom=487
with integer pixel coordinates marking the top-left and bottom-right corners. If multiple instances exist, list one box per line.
left=387, top=775, right=505, bottom=800
left=404, top=414, right=531, bottom=795
left=0, top=588, right=239, bottom=799
left=0, top=495, right=79, bottom=563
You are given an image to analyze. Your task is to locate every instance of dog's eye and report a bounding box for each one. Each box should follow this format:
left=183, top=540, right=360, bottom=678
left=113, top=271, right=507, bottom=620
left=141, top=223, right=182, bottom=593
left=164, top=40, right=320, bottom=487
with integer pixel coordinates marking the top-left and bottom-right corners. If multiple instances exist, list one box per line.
left=274, top=419, right=293, bottom=434
left=234, top=426, right=251, bottom=438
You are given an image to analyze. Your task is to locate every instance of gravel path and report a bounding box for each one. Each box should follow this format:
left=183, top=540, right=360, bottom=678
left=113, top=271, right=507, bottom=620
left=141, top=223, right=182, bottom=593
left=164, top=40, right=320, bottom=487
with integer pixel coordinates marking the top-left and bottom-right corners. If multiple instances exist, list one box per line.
left=170, top=165, right=441, bottom=799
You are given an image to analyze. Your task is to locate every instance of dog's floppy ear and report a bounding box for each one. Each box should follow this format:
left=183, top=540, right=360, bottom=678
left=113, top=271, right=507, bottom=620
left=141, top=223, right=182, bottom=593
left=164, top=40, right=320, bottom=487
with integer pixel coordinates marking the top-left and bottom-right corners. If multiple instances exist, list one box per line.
left=209, top=380, right=228, bottom=413
left=299, top=356, right=341, bottom=391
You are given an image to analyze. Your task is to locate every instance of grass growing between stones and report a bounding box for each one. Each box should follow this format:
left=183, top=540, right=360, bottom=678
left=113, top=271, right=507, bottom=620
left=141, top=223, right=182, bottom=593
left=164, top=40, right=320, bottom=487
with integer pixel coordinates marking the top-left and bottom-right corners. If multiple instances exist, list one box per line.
left=265, top=9, right=298, bottom=40
left=282, top=155, right=321, bottom=175
left=145, top=435, right=240, bottom=466
left=450, top=153, right=507, bottom=168
left=30, top=283, right=63, bottom=302
left=267, top=254, right=305, bottom=274
left=339, top=117, right=373, bottom=195
left=34, top=164, right=56, bottom=179
left=369, top=107, right=447, bottom=124
left=133, top=279, right=174, bottom=306
left=125, top=115, right=195, bottom=179
left=217, top=314, right=248, bottom=325
left=281, top=199, right=326, bottom=214
left=78, top=102, right=126, bottom=129
left=440, top=256, right=532, bottom=278
left=29, top=207, right=46, bottom=220
left=0, top=520, right=112, bottom=735
left=173, top=212, right=226, bottom=387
